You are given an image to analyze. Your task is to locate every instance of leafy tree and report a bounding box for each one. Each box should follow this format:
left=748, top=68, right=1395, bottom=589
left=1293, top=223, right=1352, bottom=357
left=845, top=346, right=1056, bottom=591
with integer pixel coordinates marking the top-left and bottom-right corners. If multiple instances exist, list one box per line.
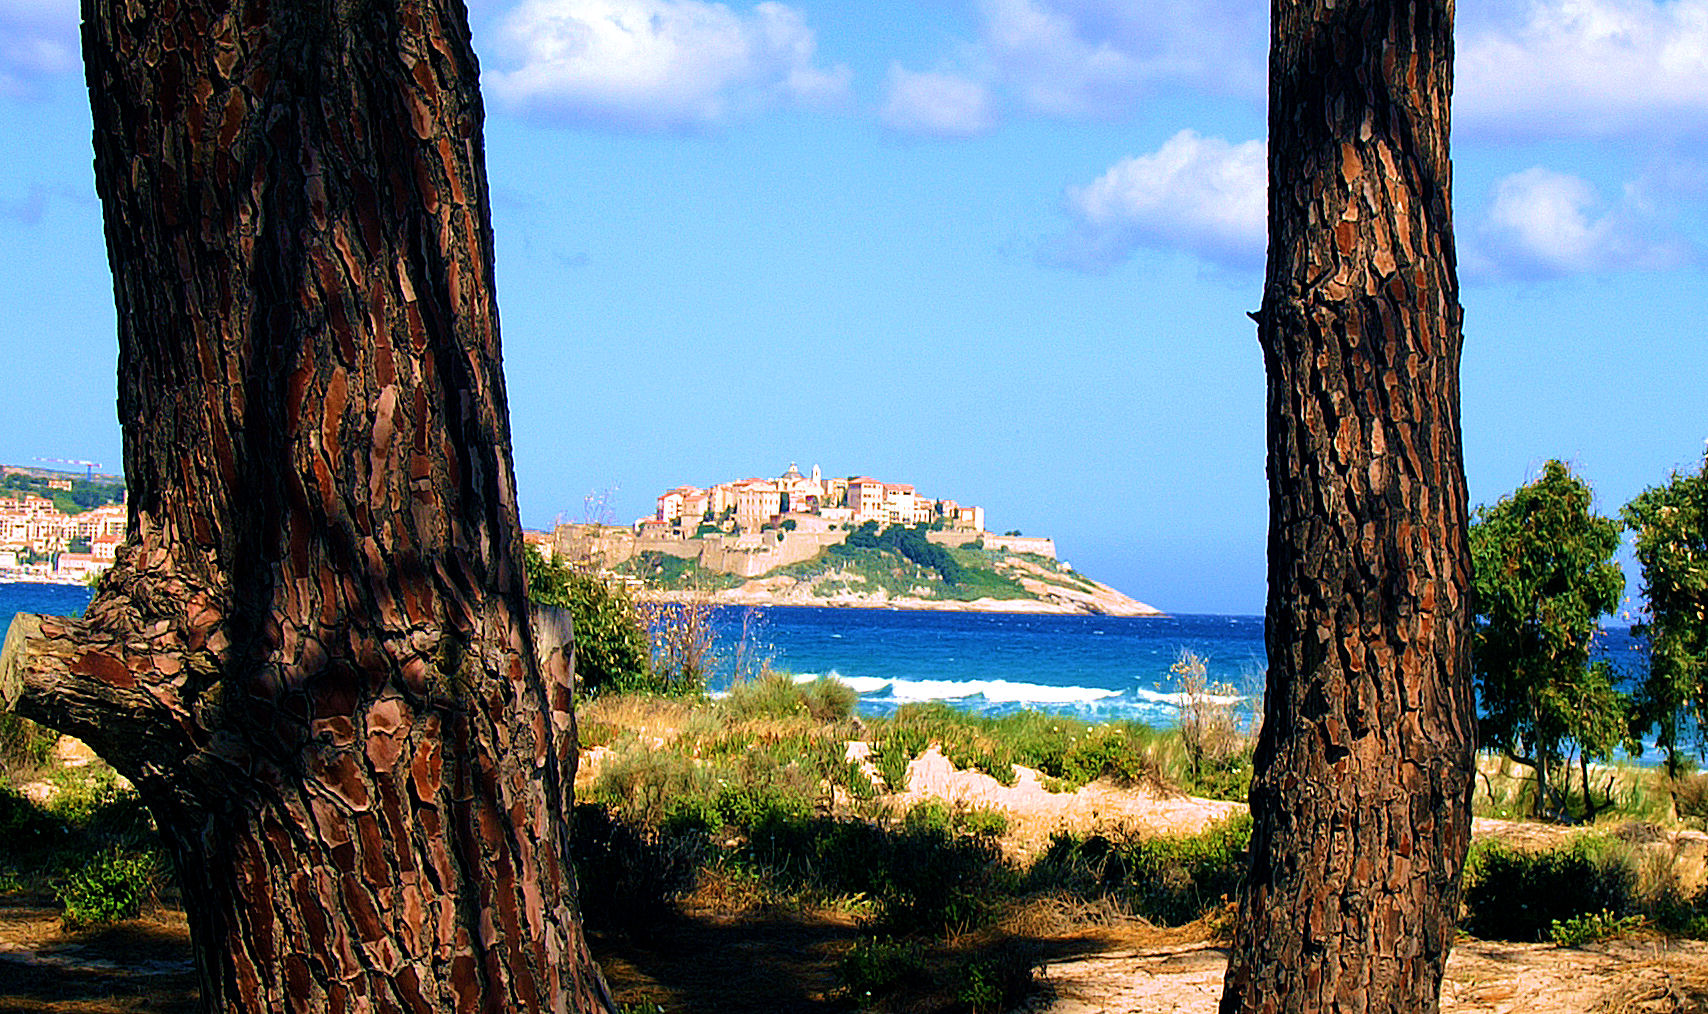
left=1623, top=452, right=1708, bottom=775
left=1470, top=460, right=1627, bottom=818
left=525, top=545, right=652, bottom=695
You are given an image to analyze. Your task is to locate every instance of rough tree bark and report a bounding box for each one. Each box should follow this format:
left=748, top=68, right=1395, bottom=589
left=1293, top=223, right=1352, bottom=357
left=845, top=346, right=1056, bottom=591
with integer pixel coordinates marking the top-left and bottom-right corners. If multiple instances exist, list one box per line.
left=0, top=1, right=615, bottom=1011
left=1219, top=2, right=1476, bottom=1012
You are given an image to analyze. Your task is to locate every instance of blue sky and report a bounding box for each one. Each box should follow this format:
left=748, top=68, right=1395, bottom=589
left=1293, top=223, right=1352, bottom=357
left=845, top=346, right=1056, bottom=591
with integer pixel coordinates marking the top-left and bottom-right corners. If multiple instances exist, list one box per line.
left=1, top=0, right=1705, bottom=615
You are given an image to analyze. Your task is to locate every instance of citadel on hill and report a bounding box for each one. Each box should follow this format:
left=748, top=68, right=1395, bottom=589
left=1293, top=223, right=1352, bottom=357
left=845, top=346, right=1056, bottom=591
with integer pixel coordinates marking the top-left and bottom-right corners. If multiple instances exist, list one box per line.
left=643, top=463, right=986, bottom=540
left=534, top=463, right=1055, bottom=582
left=533, top=464, right=1159, bottom=615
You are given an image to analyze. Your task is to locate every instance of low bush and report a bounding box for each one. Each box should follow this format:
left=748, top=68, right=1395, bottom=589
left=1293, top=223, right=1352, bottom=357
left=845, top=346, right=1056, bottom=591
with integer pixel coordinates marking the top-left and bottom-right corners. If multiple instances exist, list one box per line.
left=720, top=671, right=856, bottom=724
left=592, top=748, right=712, bottom=828
left=56, top=846, right=159, bottom=928
left=570, top=804, right=706, bottom=932
left=730, top=809, right=1010, bottom=934
left=839, top=937, right=930, bottom=1003
left=1029, top=815, right=1252, bottom=926
left=955, top=946, right=1039, bottom=1014
left=1462, top=836, right=1639, bottom=942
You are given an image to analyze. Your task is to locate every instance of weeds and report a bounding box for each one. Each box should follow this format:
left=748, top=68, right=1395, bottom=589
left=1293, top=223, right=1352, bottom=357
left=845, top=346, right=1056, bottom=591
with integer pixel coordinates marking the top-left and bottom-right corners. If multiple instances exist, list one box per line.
left=0, top=714, right=58, bottom=778
left=56, top=846, right=160, bottom=928
left=1549, top=909, right=1645, bottom=946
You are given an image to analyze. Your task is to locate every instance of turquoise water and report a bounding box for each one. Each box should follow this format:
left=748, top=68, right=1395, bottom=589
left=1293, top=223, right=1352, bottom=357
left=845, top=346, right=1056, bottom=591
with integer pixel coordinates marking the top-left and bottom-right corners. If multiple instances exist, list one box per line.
left=709, top=606, right=1268, bottom=726
left=2, top=584, right=1650, bottom=738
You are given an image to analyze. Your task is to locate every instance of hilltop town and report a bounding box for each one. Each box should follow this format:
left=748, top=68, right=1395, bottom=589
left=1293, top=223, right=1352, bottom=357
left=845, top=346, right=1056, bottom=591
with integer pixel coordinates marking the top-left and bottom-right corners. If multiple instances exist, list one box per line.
left=535, top=464, right=1159, bottom=616
left=640, top=463, right=987, bottom=539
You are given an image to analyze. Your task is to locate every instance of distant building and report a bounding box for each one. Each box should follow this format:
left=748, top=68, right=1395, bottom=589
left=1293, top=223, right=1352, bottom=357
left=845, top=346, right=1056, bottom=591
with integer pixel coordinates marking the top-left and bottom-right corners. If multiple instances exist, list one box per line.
left=641, top=465, right=986, bottom=536
left=55, top=552, right=106, bottom=582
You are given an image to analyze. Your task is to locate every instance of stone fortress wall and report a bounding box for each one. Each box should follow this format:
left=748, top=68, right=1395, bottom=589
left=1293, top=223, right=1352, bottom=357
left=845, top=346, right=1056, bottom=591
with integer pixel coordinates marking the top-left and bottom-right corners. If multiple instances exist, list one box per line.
left=552, top=523, right=1056, bottom=579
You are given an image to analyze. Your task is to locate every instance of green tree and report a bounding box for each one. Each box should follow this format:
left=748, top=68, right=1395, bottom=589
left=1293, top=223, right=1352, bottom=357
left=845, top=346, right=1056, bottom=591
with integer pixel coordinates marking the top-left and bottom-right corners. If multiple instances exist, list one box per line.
left=1622, top=452, right=1708, bottom=775
left=1471, top=460, right=1627, bottom=819
left=525, top=544, right=652, bottom=695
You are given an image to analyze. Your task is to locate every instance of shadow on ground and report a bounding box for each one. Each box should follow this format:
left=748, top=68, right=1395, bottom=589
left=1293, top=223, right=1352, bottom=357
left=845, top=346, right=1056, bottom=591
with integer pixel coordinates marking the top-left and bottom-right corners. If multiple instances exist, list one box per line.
left=0, top=901, right=197, bottom=1013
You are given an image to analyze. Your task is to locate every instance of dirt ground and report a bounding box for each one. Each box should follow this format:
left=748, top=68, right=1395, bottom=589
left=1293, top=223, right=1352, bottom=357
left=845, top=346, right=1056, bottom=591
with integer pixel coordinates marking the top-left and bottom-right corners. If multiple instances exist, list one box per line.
left=7, top=742, right=1708, bottom=1013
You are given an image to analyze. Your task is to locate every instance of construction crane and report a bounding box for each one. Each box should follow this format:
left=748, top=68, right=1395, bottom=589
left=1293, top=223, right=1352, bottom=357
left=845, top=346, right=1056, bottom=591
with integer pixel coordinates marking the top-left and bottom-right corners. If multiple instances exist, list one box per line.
left=34, top=457, right=102, bottom=480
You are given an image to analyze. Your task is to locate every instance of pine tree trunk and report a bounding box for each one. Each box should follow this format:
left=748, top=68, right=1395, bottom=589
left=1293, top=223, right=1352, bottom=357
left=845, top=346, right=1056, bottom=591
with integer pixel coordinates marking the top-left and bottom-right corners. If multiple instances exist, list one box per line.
left=0, top=1, right=615, bottom=1010
left=1219, top=2, right=1476, bottom=1012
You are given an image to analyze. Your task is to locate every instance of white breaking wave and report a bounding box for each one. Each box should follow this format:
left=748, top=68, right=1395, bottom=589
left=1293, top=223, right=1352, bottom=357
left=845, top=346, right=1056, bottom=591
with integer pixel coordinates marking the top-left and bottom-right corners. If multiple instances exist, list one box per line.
left=794, top=672, right=1122, bottom=706
left=1130, top=686, right=1248, bottom=708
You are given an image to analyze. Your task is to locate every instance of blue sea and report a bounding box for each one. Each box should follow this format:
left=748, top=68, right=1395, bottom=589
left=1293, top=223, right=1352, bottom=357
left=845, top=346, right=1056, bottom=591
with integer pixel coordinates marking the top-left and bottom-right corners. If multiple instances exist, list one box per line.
left=0, top=584, right=1651, bottom=741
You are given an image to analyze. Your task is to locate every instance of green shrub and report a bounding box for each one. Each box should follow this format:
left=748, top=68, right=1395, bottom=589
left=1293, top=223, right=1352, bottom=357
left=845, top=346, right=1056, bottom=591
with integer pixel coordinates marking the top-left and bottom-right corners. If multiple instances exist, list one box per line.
left=720, top=671, right=857, bottom=724
left=56, top=847, right=158, bottom=928
left=839, top=937, right=929, bottom=1001
left=0, top=785, right=67, bottom=848
left=960, top=807, right=1009, bottom=838
left=1549, top=909, right=1645, bottom=946
left=1121, top=816, right=1251, bottom=925
left=525, top=545, right=652, bottom=695
left=731, top=809, right=1007, bottom=934
left=714, top=781, right=813, bottom=831
left=593, top=748, right=712, bottom=828
left=871, top=725, right=930, bottom=792
left=800, top=676, right=858, bottom=723
left=1058, top=725, right=1166, bottom=790
left=903, top=799, right=953, bottom=835
left=1029, top=815, right=1252, bottom=926
left=1463, top=836, right=1638, bottom=942
left=955, top=948, right=1038, bottom=1014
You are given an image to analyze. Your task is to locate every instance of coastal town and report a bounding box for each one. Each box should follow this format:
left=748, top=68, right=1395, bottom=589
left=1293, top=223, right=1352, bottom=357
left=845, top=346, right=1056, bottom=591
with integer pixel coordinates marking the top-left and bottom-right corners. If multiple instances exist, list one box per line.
left=0, top=489, right=127, bottom=584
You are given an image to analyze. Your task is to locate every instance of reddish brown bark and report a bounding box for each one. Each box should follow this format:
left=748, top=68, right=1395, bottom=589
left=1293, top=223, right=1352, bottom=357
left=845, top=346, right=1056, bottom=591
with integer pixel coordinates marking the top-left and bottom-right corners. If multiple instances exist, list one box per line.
left=0, top=1, right=614, bottom=1011
left=1219, top=2, right=1476, bottom=1012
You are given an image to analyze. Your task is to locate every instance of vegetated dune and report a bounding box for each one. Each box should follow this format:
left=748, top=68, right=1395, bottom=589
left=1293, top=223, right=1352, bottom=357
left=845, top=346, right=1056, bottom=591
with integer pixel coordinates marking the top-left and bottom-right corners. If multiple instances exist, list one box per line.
left=886, top=748, right=1708, bottom=1014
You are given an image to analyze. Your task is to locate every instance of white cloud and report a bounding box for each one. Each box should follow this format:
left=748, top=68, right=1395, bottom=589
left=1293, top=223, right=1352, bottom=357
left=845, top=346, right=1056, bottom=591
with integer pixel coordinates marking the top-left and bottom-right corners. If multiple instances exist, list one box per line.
left=880, top=66, right=994, bottom=138
left=1050, top=129, right=1266, bottom=271
left=1458, top=0, right=1708, bottom=137
left=876, top=0, right=1263, bottom=136
left=977, top=0, right=1263, bottom=118
left=484, top=0, right=850, bottom=130
left=0, top=0, right=79, bottom=96
left=1474, top=167, right=1695, bottom=278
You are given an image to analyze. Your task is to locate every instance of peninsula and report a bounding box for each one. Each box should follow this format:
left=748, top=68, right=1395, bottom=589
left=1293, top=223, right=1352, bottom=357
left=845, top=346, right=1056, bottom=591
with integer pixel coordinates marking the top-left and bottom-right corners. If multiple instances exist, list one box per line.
left=529, top=464, right=1161, bottom=617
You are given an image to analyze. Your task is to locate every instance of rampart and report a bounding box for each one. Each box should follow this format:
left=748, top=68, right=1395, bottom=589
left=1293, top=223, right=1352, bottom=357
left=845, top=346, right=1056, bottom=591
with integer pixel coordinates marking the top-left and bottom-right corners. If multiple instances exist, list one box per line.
left=927, top=530, right=1056, bottom=559
left=554, top=522, right=1055, bottom=577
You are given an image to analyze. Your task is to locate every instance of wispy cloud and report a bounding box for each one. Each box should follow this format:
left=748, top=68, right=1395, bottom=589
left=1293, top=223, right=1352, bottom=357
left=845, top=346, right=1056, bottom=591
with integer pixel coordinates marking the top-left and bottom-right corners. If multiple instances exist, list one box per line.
left=1458, top=0, right=1708, bottom=137
left=484, top=0, right=850, bottom=131
left=1047, top=129, right=1265, bottom=272
left=879, top=0, right=1264, bottom=137
left=0, top=0, right=79, bottom=97
left=880, top=66, right=994, bottom=138
left=1470, top=167, right=1697, bottom=279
